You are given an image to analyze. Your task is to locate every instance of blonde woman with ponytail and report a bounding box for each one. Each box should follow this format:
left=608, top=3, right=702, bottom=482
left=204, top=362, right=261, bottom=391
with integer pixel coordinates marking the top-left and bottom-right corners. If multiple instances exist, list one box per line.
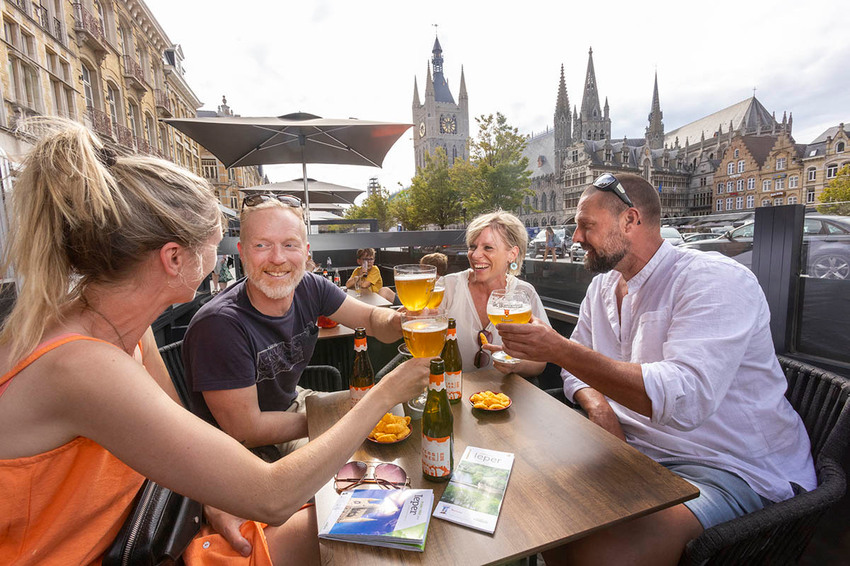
left=0, top=118, right=429, bottom=565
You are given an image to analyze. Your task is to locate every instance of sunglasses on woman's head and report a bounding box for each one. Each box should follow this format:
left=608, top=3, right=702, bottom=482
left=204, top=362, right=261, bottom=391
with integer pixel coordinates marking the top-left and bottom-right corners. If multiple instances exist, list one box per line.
left=474, top=329, right=493, bottom=369
left=334, top=461, right=409, bottom=493
left=592, top=173, right=635, bottom=209
left=241, top=193, right=302, bottom=211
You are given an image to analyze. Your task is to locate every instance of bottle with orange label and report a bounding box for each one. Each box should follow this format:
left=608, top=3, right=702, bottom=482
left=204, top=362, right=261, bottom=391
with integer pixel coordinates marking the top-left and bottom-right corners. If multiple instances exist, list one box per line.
left=440, top=318, right=462, bottom=403
left=349, top=327, right=374, bottom=407
left=422, top=358, right=453, bottom=481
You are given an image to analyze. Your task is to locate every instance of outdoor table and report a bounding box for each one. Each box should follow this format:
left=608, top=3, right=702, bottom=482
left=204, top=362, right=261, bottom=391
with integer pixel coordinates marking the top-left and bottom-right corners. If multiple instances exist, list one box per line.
left=306, top=369, right=698, bottom=565
left=343, top=287, right=393, bottom=307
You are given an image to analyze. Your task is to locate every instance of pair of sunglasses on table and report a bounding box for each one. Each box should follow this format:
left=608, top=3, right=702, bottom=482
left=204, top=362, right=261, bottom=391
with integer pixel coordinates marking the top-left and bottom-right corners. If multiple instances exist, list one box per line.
left=334, top=461, right=409, bottom=493
left=241, top=193, right=302, bottom=210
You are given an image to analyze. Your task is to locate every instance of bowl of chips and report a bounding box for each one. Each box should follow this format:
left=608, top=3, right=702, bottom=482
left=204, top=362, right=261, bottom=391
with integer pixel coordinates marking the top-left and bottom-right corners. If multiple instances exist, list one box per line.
left=368, top=412, right=413, bottom=443
left=469, top=390, right=512, bottom=411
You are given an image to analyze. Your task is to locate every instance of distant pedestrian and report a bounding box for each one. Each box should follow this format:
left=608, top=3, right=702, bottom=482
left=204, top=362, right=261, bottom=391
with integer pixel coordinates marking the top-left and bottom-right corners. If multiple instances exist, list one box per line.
left=543, top=226, right=560, bottom=262
left=215, top=255, right=233, bottom=292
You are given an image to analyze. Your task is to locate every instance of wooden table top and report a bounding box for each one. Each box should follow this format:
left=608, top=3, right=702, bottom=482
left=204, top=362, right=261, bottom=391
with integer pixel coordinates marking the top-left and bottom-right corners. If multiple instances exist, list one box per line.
left=344, top=287, right=393, bottom=307
left=306, top=370, right=698, bottom=565
left=317, top=324, right=356, bottom=340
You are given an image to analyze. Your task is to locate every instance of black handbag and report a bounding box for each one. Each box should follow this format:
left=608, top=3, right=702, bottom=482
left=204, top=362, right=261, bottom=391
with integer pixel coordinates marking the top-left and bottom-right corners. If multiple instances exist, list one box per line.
left=102, top=479, right=203, bottom=566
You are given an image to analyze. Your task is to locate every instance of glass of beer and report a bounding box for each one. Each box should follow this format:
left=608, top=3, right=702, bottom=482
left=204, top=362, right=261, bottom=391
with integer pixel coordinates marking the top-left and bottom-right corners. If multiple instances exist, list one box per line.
left=394, top=264, right=436, bottom=312
left=486, top=289, right=532, bottom=364
left=401, top=310, right=448, bottom=358
left=401, top=310, right=448, bottom=410
left=425, top=279, right=445, bottom=310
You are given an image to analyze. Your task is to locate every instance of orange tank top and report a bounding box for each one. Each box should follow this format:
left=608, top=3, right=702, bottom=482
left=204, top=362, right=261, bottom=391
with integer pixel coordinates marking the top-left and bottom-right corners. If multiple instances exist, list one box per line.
left=0, top=335, right=145, bottom=565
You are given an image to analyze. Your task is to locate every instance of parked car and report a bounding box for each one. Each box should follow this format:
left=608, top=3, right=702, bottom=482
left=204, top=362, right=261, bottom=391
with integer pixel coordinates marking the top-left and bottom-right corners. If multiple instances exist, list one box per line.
left=570, top=240, right=585, bottom=263
left=682, top=232, right=720, bottom=243
left=528, top=225, right=575, bottom=258
left=660, top=226, right=685, bottom=246
left=680, top=214, right=850, bottom=280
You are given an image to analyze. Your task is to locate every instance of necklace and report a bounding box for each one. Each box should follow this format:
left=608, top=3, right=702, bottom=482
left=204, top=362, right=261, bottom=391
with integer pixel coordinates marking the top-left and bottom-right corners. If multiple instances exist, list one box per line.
left=80, top=295, right=130, bottom=353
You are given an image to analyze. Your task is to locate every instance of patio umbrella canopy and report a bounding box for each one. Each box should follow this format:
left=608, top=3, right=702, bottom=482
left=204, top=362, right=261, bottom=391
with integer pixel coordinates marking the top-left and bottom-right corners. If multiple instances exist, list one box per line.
left=241, top=178, right=364, bottom=205
left=164, top=112, right=412, bottom=231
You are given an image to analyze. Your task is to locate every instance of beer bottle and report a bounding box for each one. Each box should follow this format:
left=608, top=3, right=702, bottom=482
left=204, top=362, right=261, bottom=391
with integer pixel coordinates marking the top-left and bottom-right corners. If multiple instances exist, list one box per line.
left=422, top=358, right=453, bottom=481
left=441, top=318, right=463, bottom=404
left=349, top=328, right=374, bottom=407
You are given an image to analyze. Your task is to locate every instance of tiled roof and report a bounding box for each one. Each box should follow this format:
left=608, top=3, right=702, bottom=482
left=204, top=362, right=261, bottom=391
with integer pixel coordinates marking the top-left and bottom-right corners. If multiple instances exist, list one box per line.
left=665, top=97, right=776, bottom=147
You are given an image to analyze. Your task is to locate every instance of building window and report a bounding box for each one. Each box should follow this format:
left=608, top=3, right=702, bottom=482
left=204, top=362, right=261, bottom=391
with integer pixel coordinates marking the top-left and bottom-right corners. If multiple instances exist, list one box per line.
left=774, top=197, right=784, bottom=206
left=726, top=198, right=733, bottom=210
left=738, top=160, right=745, bottom=173
left=837, top=141, right=845, bottom=153
left=127, top=102, right=140, bottom=139
left=826, top=164, right=838, bottom=179
left=604, top=149, right=612, bottom=161
left=736, top=196, right=743, bottom=210
left=571, top=150, right=578, bottom=163
left=106, top=85, right=119, bottom=125
left=776, top=178, right=784, bottom=190
left=726, top=181, right=733, bottom=192
left=807, top=190, right=815, bottom=204
left=789, top=175, right=798, bottom=188
left=717, top=183, right=724, bottom=194
left=762, top=179, right=771, bottom=192
left=747, top=177, right=755, bottom=190
left=788, top=195, right=798, bottom=205
left=776, top=157, right=786, bottom=170
left=807, top=167, right=817, bottom=182
left=227, top=168, right=236, bottom=182
left=81, top=65, right=94, bottom=108
left=746, top=194, right=754, bottom=208
left=734, top=149, right=739, bottom=158
left=727, top=162, right=734, bottom=175
left=716, top=199, right=723, bottom=212
left=762, top=199, right=771, bottom=207
left=736, top=179, right=744, bottom=191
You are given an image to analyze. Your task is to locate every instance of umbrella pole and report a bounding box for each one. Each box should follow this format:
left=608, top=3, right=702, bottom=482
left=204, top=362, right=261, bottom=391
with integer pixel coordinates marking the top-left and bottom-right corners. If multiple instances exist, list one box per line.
left=301, top=138, right=311, bottom=235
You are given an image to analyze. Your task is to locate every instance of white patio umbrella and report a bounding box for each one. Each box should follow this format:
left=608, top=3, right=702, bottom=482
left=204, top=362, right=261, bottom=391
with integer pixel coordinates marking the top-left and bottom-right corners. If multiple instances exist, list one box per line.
left=241, top=178, right=364, bottom=206
left=164, top=112, right=411, bottom=231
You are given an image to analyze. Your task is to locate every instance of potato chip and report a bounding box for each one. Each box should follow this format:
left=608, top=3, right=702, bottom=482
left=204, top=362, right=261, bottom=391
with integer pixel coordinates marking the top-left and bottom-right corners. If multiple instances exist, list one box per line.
left=470, top=390, right=511, bottom=411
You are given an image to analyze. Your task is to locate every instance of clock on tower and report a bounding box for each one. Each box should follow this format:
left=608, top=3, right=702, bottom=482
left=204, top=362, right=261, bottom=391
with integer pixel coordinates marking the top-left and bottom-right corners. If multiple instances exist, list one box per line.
left=439, top=114, right=457, bottom=134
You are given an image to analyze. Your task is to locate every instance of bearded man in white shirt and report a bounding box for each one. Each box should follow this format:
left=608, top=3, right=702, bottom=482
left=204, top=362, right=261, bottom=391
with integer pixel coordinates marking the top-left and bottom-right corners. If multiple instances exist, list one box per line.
left=496, top=172, right=815, bottom=566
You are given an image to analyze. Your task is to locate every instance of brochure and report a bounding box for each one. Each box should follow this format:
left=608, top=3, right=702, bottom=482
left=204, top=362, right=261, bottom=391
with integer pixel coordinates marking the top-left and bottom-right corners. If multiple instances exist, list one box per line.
left=318, top=488, right=434, bottom=552
left=432, top=446, right=514, bottom=534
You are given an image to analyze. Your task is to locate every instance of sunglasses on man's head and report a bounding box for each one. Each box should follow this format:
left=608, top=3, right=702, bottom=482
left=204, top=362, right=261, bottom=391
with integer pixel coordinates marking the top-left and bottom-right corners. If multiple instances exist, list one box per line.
left=474, top=329, right=493, bottom=369
left=592, top=173, right=635, bottom=209
left=241, top=193, right=303, bottom=211
left=334, top=461, right=409, bottom=493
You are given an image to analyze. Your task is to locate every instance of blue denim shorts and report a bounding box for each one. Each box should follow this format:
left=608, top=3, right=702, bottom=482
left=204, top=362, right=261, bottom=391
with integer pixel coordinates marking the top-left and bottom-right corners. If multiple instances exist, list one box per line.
left=661, top=461, right=773, bottom=529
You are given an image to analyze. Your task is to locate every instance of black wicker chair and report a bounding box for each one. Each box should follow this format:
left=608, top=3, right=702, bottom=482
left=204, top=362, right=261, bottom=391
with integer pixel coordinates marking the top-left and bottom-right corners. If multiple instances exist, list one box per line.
left=679, top=355, right=850, bottom=565
left=158, top=340, right=345, bottom=397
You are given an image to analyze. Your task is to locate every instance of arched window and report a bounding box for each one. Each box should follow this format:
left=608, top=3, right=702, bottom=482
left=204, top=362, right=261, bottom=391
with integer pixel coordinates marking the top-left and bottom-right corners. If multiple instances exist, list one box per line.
left=541, top=193, right=547, bottom=211
left=550, top=191, right=556, bottom=211
left=836, top=141, right=845, bottom=153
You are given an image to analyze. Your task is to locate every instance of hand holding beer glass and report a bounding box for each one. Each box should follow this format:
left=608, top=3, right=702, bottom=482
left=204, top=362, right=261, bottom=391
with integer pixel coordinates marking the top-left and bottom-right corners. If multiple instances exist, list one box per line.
left=486, top=288, right=532, bottom=365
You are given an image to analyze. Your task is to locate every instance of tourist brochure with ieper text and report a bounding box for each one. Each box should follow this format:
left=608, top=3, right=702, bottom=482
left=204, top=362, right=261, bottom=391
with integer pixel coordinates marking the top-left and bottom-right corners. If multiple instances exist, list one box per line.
left=318, top=488, right=434, bottom=552
left=433, top=446, right=515, bottom=533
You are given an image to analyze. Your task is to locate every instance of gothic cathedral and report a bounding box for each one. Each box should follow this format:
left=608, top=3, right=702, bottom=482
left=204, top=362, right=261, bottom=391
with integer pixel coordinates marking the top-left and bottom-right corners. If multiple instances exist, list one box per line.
left=412, top=36, right=469, bottom=171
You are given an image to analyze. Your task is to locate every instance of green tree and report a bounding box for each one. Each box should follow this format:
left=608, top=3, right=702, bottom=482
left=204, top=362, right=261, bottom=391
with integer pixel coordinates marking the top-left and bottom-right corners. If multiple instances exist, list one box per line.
left=344, top=187, right=393, bottom=230
left=388, top=189, right=423, bottom=230
left=817, top=164, right=850, bottom=216
left=407, top=146, right=464, bottom=228
left=453, top=113, right=531, bottom=216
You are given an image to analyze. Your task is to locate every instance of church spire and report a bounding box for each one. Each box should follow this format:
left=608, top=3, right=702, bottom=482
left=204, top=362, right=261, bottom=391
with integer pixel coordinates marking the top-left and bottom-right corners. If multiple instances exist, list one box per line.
left=554, top=64, right=572, bottom=179
left=412, top=76, right=420, bottom=108
left=579, top=47, right=610, bottom=141
left=430, top=34, right=455, bottom=104
left=645, top=71, right=665, bottom=149
left=459, top=65, right=468, bottom=108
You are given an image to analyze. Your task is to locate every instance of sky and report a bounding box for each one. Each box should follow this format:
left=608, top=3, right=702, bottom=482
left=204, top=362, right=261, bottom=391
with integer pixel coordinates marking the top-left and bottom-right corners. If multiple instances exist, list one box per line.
left=145, top=0, right=848, bottom=205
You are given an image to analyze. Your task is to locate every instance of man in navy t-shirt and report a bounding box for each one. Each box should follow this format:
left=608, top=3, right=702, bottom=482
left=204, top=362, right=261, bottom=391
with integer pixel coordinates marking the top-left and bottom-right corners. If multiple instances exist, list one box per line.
left=183, top=196, right=402, bottom=460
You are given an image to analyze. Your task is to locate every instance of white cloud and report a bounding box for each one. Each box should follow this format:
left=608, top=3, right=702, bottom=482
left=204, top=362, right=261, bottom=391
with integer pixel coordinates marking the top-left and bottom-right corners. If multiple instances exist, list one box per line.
left=145, top=0, right=849, bottom=202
